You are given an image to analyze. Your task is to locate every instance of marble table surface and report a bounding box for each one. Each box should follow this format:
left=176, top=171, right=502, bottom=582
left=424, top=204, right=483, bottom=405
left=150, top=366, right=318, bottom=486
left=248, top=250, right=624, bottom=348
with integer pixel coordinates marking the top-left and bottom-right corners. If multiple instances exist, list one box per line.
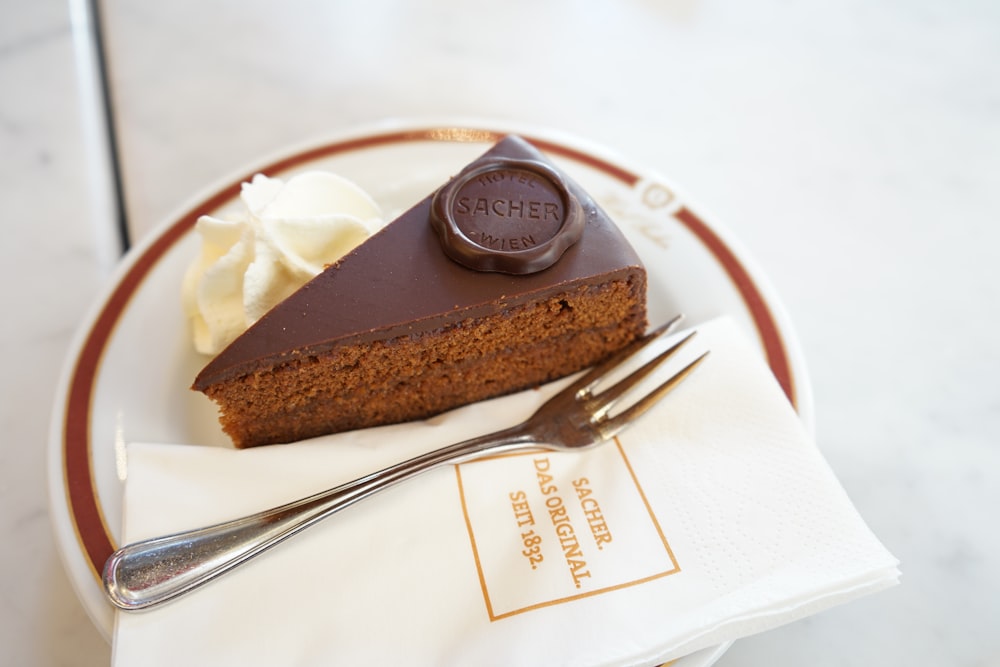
left=3, top=0, right=998, bottom=664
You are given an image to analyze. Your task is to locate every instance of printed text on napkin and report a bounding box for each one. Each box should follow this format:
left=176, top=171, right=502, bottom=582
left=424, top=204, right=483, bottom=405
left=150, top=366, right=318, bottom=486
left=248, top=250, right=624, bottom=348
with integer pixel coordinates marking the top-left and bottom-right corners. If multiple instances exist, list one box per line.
left=457, top=440, right=681, bottom=619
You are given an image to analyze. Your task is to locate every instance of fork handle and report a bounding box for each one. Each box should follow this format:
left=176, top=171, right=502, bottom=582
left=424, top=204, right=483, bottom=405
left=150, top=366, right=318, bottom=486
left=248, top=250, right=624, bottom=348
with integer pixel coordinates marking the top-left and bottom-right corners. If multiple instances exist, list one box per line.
left=103, top=426, right=535, bottom=611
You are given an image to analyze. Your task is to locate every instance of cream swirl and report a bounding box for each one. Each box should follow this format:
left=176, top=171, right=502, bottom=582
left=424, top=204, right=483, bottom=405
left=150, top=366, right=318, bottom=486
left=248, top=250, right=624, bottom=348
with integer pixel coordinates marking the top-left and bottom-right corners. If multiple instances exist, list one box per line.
left=182, top=171, right=383, bottom=355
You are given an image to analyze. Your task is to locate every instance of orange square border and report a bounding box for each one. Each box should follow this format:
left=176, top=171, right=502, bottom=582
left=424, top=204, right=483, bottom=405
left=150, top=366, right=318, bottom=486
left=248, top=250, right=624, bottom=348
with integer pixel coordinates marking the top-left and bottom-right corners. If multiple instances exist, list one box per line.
left=455, top=437, right=681, bottom=621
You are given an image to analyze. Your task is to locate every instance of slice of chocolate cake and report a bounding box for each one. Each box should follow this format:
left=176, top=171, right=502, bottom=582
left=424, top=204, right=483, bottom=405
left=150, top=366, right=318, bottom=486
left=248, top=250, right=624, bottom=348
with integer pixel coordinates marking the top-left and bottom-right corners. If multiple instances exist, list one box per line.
left=193, top=136, right=648, bottom=447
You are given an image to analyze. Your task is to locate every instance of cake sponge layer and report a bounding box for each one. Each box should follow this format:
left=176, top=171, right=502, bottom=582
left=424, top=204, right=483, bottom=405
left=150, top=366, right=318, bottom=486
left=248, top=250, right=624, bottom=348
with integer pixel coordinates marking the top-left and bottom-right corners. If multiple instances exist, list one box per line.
left=205, top=276, right=645, bottom=448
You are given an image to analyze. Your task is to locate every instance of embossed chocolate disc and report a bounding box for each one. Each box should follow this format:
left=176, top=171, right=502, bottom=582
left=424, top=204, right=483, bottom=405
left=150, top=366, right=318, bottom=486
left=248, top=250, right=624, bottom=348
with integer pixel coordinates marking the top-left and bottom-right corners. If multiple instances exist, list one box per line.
left=431, top=156, right=584, bottom=274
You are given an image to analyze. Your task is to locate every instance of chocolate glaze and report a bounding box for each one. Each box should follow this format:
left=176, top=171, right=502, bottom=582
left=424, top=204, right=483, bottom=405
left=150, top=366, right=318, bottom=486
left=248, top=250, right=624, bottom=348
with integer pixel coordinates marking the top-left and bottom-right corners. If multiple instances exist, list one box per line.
left=193, top=135, right=644, bottom=390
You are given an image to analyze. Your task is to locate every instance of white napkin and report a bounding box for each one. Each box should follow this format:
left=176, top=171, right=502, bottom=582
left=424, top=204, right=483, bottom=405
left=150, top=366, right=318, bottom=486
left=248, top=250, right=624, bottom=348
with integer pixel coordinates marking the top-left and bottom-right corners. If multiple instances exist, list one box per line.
left=111, top=317, right=898, bottom=667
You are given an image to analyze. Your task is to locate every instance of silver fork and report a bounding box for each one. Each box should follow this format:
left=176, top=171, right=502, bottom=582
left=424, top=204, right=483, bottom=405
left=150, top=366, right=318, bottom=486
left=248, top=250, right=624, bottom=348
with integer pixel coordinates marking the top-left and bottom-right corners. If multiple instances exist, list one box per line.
left=103, top=315, right=708, bottom=611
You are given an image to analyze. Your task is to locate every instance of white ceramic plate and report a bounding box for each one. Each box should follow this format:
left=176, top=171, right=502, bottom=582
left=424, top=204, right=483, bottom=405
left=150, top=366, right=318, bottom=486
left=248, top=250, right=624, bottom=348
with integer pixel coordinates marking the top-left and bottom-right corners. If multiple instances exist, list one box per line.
left=48, top=121, right=812, bottom=665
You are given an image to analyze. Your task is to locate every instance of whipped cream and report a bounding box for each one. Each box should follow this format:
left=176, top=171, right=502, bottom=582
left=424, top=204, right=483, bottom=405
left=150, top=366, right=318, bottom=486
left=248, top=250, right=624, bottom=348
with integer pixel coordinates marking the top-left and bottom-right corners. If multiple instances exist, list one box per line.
left=182, top=171, right=383, bottom=355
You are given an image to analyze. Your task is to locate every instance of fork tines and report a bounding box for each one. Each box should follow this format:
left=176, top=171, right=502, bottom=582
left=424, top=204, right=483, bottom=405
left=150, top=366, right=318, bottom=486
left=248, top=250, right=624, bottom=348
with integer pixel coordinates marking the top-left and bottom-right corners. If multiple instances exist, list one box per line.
left=578, top=316, right=709, bottom=439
